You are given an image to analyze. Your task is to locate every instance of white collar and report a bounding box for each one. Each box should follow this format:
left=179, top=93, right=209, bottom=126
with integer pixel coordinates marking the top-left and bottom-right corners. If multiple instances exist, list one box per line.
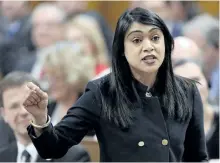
left=16, top=141, right=38, bottom=162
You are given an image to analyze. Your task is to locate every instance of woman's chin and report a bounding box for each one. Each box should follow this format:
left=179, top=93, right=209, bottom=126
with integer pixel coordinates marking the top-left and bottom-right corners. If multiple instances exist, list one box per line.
left=140, top=66, right=159, bottom=74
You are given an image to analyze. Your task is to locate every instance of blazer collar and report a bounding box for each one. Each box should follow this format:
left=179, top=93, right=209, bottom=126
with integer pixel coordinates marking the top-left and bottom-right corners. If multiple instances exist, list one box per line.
left=132, top=77, right=157, bottom=97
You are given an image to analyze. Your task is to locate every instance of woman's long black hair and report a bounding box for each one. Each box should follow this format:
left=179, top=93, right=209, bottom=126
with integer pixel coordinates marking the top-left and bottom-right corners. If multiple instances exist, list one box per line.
left=100, top=7, right=193, bottom=128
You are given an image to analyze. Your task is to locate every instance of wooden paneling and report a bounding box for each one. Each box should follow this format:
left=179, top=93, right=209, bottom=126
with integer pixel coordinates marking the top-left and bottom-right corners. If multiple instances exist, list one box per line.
left=88, top=1, right=130, bottom=30
left=81, top=137, right=100, bottom=162
left=29, top=1, right=42, bottom=9
left=87, top=1, right=219, bottom=30
left=198, top=1, right=219, bottom=17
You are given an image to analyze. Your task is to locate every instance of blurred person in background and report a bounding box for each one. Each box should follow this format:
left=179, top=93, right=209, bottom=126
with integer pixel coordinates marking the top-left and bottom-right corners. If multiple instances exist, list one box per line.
left=16, top=3, right=66, bottom=81
left=55, top=1, right=113, bottom=55
left=172, top=36, right=201, bottom=64
left=173, top=59, right=219, bottom=160
left=130, top=1, right=183, bottom=37
left=0, top=2, right=7, bottom=44
left=0, top=1, right=34, bottom=77
left=203, top=27, right=219, bottom=107
left=0, top=72, right=39, bottom=150
left=65, top=15, right=110, bottom=75
left=55, top=1, right=88, bottom=19
left=172, top=34, right=219, bottom=107
left=165, top=1, right=200, bottom=22
left=0, top=71, right=90, bottom=162
left=31, top=3, right=65, bottom=50
left=183, top=13, right=218, bottom=52
left=184, top=15, right=219, bottom=106
left=41, top=41, right=95, bottom=126
left=0, top=1, right=31, bottom=41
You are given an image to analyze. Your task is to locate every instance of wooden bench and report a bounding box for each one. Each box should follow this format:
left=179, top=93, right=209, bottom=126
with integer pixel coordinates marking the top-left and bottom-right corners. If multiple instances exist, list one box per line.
left=81, top=136, right=100, bottom=162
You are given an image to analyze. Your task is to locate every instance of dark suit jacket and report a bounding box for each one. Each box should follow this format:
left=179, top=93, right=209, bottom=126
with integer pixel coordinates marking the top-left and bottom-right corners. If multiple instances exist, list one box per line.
left=28, top=74, right=208, bottom=162
left=0, top=118, right=15, bottom=147
left=15, top=50, right=36, bottom=73
left=206, top=112, right=219, bottom=159
left=0, top=141, right=90, bottom=162
left=0, top=15, right=35, bottom=76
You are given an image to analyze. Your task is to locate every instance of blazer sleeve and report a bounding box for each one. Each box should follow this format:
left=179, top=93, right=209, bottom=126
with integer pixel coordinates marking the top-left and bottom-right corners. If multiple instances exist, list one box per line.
left=183, top=85, right=209, bottom=162
left=27, top=81, right=101, bottom=159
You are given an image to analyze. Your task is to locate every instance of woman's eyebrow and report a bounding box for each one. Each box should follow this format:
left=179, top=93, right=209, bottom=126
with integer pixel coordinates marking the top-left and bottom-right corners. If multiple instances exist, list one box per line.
left=127, top=30, right=143, bottom=38
left=148, top=27, right=161, bottom=33
left=127, top=27, right=161, bottom=38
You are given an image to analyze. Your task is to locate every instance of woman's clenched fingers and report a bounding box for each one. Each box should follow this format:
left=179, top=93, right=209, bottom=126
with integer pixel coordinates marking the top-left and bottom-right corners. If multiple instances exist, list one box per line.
left=23, top=98, right=34, bottom=107
left=26, top=82, right=48, bottom=100
left=27, top=82, right=39, bottom=91
left=35, top=87, right=48, bottom=100
left=30, top=90, right=41, bottom=103
left=23, top=82, right=47, bottom=107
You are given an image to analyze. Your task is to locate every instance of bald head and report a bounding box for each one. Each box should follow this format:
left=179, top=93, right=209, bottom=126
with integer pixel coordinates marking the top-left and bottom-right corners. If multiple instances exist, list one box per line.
left=172, top=36, right=201, bottom=62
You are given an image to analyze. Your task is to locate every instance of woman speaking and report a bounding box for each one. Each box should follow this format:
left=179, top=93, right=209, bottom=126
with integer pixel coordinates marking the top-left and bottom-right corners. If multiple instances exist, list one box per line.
left=23, top=7, right=208, bottom=162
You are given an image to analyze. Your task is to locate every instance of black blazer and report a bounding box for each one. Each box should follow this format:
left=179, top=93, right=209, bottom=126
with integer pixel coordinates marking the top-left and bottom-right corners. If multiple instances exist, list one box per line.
left=28, top=74, right=208, bottom=162
left=206, top=112, right=219, bottom=159
left=0, top=141, right=90, bottom=162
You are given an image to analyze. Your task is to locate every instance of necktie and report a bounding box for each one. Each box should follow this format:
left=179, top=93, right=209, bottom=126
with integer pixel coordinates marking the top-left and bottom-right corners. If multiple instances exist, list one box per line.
left=21, top=150, right=31, bottom=162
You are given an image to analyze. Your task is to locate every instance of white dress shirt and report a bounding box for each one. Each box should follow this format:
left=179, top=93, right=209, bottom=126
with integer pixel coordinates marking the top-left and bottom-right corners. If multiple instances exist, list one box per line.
left=16, top=141, right=38, bottom=163
left=51, top=103, right=62, bottom=125
left=31, top=49, right=47, bottom=80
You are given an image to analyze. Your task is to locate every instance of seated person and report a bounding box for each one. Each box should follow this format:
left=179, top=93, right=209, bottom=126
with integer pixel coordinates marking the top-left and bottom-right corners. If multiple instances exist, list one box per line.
left=0, top=71, right=90, bottom=162
left=173, top=59, right=219, bottom=160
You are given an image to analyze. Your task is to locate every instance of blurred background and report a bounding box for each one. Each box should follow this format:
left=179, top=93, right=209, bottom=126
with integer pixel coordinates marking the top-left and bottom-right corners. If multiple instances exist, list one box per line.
left=0, top=1, right=219, bottom=162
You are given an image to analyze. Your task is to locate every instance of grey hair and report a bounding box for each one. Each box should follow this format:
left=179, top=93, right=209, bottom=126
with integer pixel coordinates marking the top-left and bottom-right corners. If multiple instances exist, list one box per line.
left=173, top=58, right=203, bottom=69
left=183, top=13, right=219, bottom=40
left=207, top=27, right=219, bottom=49
left=41, top=41, right=96, bottom=92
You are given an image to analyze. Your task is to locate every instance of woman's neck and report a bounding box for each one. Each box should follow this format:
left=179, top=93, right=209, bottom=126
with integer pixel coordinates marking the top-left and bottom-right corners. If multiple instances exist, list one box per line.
left=131, top=68, right=157, bottom=89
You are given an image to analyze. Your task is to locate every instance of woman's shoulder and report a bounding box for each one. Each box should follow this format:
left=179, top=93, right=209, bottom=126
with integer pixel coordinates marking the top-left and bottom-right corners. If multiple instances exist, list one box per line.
left=71, top=74, right=111, bottom=118
left=174, top=75, right=196, bottom=91
left=86, top=73, right=111, bottom=93
left=174, top=75, right=198, bottom=103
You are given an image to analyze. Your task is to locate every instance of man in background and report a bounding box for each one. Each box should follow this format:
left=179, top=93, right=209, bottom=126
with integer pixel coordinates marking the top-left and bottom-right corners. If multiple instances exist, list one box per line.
left=0, top=71, right=90, bottom=162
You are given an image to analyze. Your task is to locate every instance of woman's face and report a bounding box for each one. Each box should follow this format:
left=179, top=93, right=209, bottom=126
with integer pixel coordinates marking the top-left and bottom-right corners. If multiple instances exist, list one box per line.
left=174, top=62, right=209, bottom=104
left=45, top=69, right=74, bottom=102
left=124, top=22, right=165, bottom=75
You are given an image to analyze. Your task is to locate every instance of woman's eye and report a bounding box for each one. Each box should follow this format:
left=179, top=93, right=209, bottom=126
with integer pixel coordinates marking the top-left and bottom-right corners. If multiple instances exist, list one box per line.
left=132, top=38, right=142, bottom=44
left=151, top=35, right=160, bottom=42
